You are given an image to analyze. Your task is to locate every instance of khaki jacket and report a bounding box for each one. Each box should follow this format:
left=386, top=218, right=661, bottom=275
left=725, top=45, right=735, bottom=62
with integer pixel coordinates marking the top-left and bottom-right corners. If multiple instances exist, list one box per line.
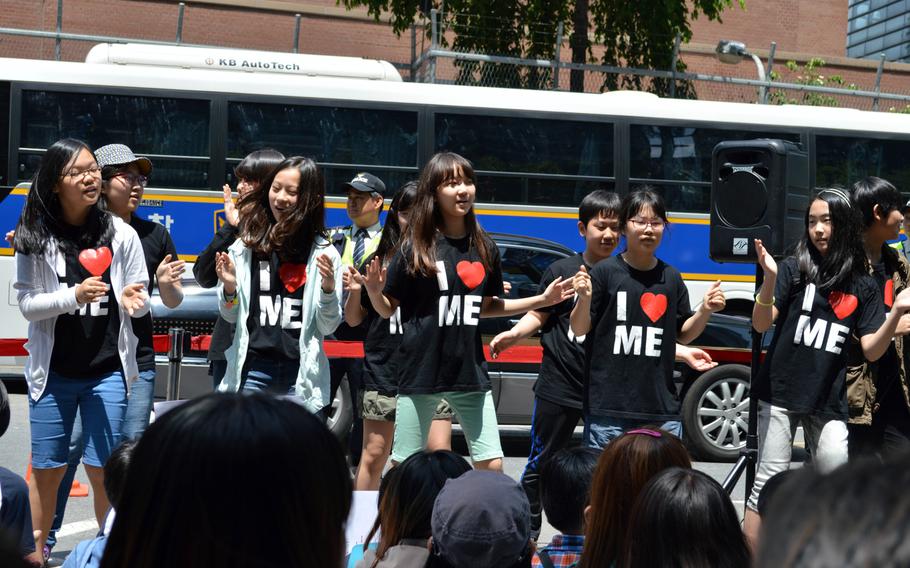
left=846, top=245, right=910, bottom=425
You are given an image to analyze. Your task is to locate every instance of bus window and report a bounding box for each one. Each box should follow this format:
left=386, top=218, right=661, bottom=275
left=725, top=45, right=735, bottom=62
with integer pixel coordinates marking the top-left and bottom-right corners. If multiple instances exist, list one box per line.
left=499, top=245, right=564, bottom=298
left=18, top=90, right=210, bottom=189
left=629, top=124, right=799, bottom=212
left=227, top=102, right=418, bottom=195
left=435, top=113, right=613, bottom=179
left=816, top=135, right=910, bottom=192
left=0, top=82, right=8, bottom=189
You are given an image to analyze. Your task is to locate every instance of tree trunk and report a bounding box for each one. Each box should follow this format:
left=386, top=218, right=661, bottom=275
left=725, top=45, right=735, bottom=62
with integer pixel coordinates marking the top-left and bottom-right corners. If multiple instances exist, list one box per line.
left=570, top=0, right=589, bottom=92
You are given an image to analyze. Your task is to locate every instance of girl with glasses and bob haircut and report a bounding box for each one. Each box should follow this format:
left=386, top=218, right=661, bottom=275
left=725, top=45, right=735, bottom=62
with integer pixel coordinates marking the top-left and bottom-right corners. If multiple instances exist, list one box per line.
left=743, top=187, right=910, bottom=547
left=570, top=188, right=726, bottom=449
left=12, top=138, right=149, bottom=555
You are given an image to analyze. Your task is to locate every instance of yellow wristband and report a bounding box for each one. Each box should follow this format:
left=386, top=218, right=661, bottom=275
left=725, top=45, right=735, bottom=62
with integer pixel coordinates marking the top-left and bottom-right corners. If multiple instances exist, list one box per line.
left=754, top=293, right=775, bottom=307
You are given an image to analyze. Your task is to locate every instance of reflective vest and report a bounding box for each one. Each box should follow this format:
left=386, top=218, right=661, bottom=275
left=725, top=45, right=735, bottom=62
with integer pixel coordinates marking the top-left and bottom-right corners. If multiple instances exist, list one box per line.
left=333, top=225, right=381, bottom=268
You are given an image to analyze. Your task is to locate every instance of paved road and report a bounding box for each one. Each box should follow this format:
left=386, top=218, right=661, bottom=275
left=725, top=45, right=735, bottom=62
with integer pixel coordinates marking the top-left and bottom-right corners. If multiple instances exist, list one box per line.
left=0, top=384, right=805, bottom=564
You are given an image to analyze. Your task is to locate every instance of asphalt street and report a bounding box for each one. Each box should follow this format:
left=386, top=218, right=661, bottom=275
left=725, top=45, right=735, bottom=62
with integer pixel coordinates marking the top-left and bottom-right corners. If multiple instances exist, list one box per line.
left=0, top=383, right=805, bottom=565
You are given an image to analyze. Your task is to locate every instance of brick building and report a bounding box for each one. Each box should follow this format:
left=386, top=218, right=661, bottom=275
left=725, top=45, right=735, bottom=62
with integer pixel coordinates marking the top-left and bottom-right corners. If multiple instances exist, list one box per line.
left=2, top=0, right=910, bottom=105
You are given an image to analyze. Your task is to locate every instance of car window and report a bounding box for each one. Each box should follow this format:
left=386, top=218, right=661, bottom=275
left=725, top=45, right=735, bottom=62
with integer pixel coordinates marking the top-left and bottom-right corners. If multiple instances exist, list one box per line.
left=498, top=246, right=565, bottom=299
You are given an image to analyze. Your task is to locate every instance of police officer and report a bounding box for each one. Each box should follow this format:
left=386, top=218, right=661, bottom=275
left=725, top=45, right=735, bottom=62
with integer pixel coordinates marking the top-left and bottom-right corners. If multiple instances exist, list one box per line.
left=329, top=172, right=386, bottom=460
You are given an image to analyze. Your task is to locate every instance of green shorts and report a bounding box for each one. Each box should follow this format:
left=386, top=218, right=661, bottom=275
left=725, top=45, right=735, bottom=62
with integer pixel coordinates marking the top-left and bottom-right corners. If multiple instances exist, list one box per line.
left=361, top=390, right=454, bottom=422
left=391, top=390, right=503, bottom=463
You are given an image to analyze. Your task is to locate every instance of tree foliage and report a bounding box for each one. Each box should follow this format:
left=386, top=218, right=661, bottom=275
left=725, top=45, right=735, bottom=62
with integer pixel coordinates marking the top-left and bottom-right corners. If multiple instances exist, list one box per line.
left=768, top=59, right=857, bottom=107
left=340, top=0, right=743, bottom=94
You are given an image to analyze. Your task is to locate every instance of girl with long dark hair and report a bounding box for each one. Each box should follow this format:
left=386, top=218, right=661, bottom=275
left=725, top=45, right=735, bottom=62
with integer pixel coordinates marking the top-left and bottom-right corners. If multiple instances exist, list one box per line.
left=214, top=156, right=342, bottom=413
left=13, top=139, right=149, bottom=554
left=344, top=182, right=454, bottom=491
left=743, top=188, right=910, bottom=545
left=363, top=152, right=573, bottom=471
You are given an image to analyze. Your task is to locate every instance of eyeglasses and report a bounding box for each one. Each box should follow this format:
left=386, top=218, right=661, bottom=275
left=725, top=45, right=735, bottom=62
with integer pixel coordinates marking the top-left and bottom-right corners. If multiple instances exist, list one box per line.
left=61, top=165, right=101, bottom=180
left=113, top=172, right=149, bottom=187
left=628, top=218, right=666, bottom=230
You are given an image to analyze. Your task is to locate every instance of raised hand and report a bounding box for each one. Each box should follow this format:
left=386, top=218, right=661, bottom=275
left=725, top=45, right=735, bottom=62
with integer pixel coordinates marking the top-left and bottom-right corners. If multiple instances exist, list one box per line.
left=155, top=254, right=186, bottom=287
left=215, top=252, right=236, bottom=292
left=754, top=239, right=778, bottom=280
left=702, top=280, right=726, bottom=313
left=75, top=276, right=108, bottom=304
left=120, top=283, right=148, bottom=316
left=489, top=329, right=519, bottom=359
left=679, top=346, right=718, bottom=372
left=343, top=265, right=364, bottom=292
left=223, top=184, right=240, bottom=227
left=316, top=254, right=335, bottom=293
left=893, top=288, right=910, bottom=314
left=540, top=276, right=575, bottom=307
left=363, top=257, right=387, bottom=296
left=895, top=313, right=910, bottom=337
left=572, top=265, right=592, bottom=299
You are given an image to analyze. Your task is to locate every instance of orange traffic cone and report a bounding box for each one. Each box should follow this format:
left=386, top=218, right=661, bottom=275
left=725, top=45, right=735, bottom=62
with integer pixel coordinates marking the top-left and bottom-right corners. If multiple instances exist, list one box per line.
left=25, top=456, right=90, bottom=497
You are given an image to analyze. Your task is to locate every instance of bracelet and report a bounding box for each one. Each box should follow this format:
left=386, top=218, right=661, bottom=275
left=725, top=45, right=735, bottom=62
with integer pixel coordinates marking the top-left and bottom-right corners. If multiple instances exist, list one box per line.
left=223, top=290, right=238, bottom=306
left=754, top=293, right=775, bottom=307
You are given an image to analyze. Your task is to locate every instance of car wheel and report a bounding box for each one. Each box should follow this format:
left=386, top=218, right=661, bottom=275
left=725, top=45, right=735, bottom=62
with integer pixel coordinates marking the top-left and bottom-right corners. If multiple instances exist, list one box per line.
left=327, top=377, right=354, bottom=441
left=683, top=364, right=750, bottom=462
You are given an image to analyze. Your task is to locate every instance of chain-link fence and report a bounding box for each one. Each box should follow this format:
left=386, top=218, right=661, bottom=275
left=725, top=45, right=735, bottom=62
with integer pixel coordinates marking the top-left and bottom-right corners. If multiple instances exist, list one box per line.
left=412, top=8, right=910, bottom=112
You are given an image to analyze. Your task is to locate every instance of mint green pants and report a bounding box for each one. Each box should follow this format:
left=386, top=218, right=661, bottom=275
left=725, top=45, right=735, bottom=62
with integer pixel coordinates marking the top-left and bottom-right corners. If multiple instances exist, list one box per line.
left=392, top=390, right=503, bottom=463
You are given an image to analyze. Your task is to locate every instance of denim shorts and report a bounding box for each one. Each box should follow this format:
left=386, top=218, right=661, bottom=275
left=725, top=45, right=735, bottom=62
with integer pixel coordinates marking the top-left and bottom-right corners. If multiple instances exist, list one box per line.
left=583, top=414, right=682, bottom=450
left=29, top=370, right=128, bottom=469
left=241, top=358, right=298, bottom=396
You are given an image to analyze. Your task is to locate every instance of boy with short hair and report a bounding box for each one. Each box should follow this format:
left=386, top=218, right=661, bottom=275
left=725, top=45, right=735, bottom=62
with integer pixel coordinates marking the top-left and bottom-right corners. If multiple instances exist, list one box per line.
left=533, top=447, right=599, bottom=568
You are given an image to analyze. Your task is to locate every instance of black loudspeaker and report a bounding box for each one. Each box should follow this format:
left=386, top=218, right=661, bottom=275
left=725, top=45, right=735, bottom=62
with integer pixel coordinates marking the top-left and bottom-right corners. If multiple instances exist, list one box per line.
left=709, top=139, right=810, bottom=263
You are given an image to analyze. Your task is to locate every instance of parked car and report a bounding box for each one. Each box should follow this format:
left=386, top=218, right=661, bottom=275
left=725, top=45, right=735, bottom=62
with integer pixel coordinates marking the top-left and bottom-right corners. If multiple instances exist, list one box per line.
left=152, top=233, right=768, bottom=461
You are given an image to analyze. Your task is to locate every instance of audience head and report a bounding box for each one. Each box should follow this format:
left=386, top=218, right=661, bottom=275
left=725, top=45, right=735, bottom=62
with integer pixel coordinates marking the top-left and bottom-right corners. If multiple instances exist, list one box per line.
left=625, top=467, right=749, bottom=568
left=540, top=446, right=599, bottom=535
left=103, top=439, right=137, bottom=510
left=756, top=469, right=797, bottom=519
left=426, top=470, right=533, bottom=568
left=100, top=392, right=351, bottom=568
left=366, top=450, right=471, bottom=566
left=758, top=456, right=910, bottom=568
left=579, top=427, right=691, bottom=568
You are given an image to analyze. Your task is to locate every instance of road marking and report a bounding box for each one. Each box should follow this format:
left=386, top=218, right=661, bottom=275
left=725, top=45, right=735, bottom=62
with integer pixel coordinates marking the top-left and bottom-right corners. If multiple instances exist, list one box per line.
left=56, top=519, right=99, bottom=538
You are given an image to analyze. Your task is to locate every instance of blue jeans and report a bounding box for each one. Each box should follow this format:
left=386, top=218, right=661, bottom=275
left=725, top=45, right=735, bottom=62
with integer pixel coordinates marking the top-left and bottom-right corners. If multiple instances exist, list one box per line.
left=241, top=358, right=298, bottom=395
left=211, top=359, right=227, bottom=391
left=29, top=370, right=127, bottom=468
left=583, top=414, right=682, bottom=449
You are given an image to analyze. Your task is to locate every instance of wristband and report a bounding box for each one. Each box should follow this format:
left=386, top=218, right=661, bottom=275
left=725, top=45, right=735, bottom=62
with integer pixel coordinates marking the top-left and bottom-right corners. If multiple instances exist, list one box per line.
left=754, top=293, right=775, bottom=307
left=223, top=290, right=238, bottom=307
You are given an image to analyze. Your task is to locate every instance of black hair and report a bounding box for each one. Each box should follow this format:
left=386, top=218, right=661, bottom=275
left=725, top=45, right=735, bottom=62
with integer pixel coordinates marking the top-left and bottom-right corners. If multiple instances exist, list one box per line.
left=756, top=469, right=798, bottom=518
left=851, top=176, right=904, bottom=229
left=101, top=393, right=352, bottom=568
left=540, top=447, right=599, bottom=535
left=366, top=450, right=471, bottom=567
left=103, top=439, right=137, bottom=509
left=374, top=181, right=418, bottom=264
left=578, top=190, right=621, bottom=227
left=793, top=188, right=866, bottom=291
left=13, top=138, right=114, bottom=256
left=624, top=467, right=749, bottom=568
left=619, top=186, right=669, bottom=229
left=758, top=456, right=910, bottom=568
left=233, top=148, right=286, bottom=185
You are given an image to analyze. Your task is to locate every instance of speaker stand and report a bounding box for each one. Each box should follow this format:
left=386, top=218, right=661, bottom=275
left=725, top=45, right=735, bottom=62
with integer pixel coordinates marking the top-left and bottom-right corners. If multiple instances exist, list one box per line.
left=721, top=264, right=763, bottom=504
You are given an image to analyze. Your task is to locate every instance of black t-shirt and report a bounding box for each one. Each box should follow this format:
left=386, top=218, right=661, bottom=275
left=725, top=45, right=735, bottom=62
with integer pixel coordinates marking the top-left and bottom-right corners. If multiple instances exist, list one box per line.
left=584, top=255, right=693, bottom=420
left=50, top=240, right=122, bottom=378
left=384, top=234, right=504, bottom=394
left=130, top=216, right=178, bottom=371
left=753, top=257, right=885, bottom=419
left=358, top=253, right=404, bottom=396
left=246, top=252, right=308, bottom=361
left=534, top=253, right=589, bottom=409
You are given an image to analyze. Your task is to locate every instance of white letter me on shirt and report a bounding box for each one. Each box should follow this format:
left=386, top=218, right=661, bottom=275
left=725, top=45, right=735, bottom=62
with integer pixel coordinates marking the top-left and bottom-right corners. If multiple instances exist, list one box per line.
left=257, top=261, right=303, bottom=329
left=57, top=256, right=108, bottom=316
left=612, top=291, right=662, bottom=357
left=793, top=284, right=850, bottom=355
left=436, top=261, right=481, bottom=327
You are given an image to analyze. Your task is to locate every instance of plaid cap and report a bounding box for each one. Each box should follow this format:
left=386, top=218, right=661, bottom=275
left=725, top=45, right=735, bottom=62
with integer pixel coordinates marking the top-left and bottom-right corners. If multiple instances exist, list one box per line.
left=343, top=172, right=386, bottom=196
left=431, top=470, right=531, bottom=566
left=94, top=144, right=152, bottom=176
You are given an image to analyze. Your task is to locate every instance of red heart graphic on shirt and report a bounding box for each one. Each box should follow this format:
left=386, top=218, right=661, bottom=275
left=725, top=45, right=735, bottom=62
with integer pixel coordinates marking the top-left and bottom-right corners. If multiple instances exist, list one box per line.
left=885, top=279, right=894, bottom=309
left=279, top=263, right=307, bottom=293
left=640, top=292, right=668, bottom=323
left=456, top=260, right=486, bottom=290
left=78, top=247, right=112, bottom=277
left=829, top=291, right=858, bottom=320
